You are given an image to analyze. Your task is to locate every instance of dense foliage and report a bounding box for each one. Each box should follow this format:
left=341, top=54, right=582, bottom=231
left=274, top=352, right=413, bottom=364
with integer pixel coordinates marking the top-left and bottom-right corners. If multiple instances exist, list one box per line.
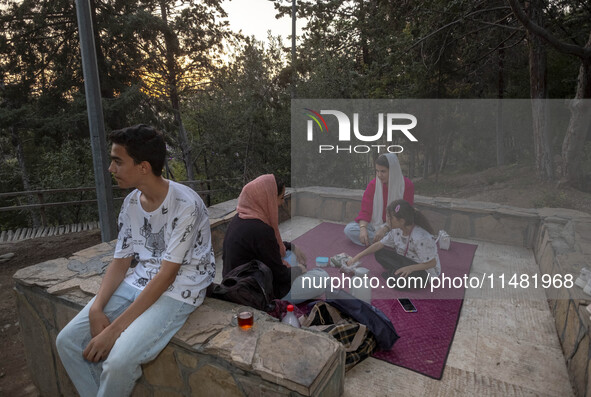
left=1, top=0, right=589, bottom=229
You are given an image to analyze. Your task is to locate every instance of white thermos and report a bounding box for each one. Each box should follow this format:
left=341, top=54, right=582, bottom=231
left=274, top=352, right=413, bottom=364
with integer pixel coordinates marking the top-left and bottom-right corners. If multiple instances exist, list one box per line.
left=351, top=267, right=371, bottom=304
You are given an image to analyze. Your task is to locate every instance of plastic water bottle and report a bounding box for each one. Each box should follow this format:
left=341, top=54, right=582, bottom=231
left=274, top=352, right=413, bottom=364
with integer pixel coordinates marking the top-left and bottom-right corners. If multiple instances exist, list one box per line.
left=281, top=304, right=301, bottom=328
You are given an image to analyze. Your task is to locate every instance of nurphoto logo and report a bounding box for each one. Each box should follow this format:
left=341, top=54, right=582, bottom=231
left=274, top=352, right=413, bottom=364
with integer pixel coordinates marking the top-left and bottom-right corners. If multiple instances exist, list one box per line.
left=303, top=108, right=418, bottom=154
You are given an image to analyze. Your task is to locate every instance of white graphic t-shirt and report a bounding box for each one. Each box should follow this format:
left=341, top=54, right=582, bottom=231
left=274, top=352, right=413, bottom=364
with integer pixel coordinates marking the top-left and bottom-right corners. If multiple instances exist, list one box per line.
left=380, top=226, right=441, bottom=278
left=114, top=180, right=215, bottom=305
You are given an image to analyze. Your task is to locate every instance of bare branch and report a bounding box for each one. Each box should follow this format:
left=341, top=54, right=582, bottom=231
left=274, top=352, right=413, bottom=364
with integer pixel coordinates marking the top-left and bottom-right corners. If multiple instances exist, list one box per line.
left=468, top=12, right=524, bottom=31
left=506, top=0, right=591, bottom=59
left=404, top=6, right=514, bottom=53
left=451, top=31, right=525, bottom=74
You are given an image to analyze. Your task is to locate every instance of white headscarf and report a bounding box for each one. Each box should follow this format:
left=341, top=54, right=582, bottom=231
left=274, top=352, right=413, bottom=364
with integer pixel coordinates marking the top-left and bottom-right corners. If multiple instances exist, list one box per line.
left=371, top=153, right=405, bottom=228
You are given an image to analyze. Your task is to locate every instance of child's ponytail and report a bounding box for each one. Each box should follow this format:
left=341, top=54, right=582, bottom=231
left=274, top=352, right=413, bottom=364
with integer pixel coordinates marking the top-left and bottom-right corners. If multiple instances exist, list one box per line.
left=413, top=209, right=434, bottom=235
left=387, top=199, right=435, bottom=235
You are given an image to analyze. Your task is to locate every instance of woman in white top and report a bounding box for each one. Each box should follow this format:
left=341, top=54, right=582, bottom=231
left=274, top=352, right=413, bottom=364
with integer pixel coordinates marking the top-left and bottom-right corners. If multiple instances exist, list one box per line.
left=347, top=199, right=440, bottom=290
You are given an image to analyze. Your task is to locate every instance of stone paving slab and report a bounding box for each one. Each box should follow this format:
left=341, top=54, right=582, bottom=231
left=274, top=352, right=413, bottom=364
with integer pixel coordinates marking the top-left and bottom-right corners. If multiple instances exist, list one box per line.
left=278, top=218, right=575, bottom=396
left=342, top=237, right=573, bottom=397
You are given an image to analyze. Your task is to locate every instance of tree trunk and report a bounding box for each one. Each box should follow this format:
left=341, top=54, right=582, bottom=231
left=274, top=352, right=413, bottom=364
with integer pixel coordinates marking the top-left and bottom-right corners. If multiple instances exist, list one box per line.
left=11, top=127, right=41, bottom=227
left=496, top=44, right=505, bottom=166
left=203, top=154, right=211, bottom=206
left=291, top=0, right=297, bottom=98
left=439, top=131, right=453, bottom=174
left=561, top=50, right=591, bottom=186
left=164, top=157, right=174, bottom=180
left=409, top=145, right=415, bottom=179
left=507, top=0, right=591, bottom=187
left=159, top=2, right=194, bottom=184
left=527, top=0, right=553, bottom=181
left=422, top=149, right=428, bottom=179
left=243, top=121, right=254, bottom=182
left=358, top=0, right=369, bottom=67
left=433, top=133, right=440, bottom=183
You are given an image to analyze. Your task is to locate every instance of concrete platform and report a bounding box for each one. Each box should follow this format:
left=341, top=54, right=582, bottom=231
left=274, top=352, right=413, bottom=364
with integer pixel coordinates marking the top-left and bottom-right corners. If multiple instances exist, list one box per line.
left=16, top=188, right=584, bottom=396
left=273, top=216, right=573, bottom=397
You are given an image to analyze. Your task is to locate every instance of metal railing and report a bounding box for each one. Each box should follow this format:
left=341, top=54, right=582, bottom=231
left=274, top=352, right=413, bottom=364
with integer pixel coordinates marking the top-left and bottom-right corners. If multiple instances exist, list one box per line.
left=0, top=178, right=242, bottom=227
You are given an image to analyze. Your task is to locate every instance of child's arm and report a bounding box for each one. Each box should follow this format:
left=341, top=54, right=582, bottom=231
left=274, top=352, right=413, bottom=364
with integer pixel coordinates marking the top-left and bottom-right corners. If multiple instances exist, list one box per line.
left=395, top=258, right=436, bottom=278
left=347, top=241, right=384, bottom=265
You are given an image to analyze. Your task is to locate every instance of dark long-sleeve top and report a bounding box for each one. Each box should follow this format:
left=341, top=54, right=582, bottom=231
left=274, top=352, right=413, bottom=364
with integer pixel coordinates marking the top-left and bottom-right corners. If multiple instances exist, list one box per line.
left=222, top=214, right=297, bottom=299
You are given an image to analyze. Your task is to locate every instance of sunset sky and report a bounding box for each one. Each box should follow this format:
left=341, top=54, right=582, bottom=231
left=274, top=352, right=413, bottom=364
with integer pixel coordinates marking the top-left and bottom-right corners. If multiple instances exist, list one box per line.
left=222, top=0, right=304, bottom=44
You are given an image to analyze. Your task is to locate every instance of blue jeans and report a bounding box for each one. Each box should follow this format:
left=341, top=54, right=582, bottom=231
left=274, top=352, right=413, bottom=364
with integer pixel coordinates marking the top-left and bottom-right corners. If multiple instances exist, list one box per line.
left=344, top=221, right=377, bottom=246
left=56, top=282, right=202, bottom=397
left=284, top=268, right=330, bottom=304
left=281, top=250, right=329, bottom=304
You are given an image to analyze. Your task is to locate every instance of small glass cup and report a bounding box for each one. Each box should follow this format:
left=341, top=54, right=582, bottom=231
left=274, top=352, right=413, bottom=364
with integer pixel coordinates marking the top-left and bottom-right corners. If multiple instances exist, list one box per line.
left=231, top=307, right=254, bottom=331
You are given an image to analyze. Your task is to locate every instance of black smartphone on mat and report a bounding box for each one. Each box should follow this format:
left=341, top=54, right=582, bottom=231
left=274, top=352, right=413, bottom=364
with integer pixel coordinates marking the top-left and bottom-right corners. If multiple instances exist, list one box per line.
left=398, top=298, right=417, bottom=313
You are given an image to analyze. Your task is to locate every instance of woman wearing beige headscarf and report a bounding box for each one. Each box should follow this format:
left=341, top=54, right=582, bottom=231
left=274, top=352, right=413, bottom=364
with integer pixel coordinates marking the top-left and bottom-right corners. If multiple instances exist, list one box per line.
left=344, top=153, right=415, bottom=246
left=222, top=174, right=327, bottom=302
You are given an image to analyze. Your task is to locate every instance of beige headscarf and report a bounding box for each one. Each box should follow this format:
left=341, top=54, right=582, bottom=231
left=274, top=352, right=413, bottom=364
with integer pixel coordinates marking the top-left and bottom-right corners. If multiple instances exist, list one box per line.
left=371, top=153, right=405, bottom=228
left=236, top=174, right=286, bottom=257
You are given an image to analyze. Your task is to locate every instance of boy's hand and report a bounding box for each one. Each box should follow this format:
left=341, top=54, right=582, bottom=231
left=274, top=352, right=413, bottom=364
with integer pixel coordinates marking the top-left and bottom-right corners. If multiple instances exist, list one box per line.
left=83, top=327, right=120, bottom=362
left=89, top=308, right=110, bottom=338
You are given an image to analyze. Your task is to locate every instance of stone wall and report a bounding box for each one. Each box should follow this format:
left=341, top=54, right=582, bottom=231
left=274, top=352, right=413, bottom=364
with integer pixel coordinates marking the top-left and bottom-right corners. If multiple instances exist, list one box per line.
left=292, top=187, right=540, bottom=248
left=534, top=209, right=591, bottom=397
left=13, top=193, right=345, bottom=397
left=14, top=281, right=344, bottom=397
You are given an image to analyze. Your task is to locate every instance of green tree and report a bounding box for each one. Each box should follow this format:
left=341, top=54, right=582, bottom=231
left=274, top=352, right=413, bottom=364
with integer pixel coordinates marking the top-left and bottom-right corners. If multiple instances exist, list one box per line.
left=275, top=0, right=534, bottom=177
left=276, top=0, right=586, bottom=182
left=507, top=0, right=591, bottom=187
left=134, top=0, right=230, bottom=183
left=0, top=0, right=231, bottom=227
left=184, top=35, right=292, bottom=200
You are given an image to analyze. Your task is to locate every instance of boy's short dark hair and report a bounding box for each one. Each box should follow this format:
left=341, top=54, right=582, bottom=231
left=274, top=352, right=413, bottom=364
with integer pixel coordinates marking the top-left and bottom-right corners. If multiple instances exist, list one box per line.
left=108, top=125, right=166, bottom=177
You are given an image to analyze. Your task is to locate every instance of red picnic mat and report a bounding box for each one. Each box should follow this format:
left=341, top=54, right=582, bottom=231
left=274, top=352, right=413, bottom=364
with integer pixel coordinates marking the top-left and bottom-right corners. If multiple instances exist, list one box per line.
left=292, top=222, right=478, bottom=379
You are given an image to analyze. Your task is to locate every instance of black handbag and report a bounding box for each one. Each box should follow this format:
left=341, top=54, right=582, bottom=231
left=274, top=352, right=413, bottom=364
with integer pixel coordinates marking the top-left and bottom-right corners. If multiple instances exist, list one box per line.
left=209, top=260, right=275, bottom=310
